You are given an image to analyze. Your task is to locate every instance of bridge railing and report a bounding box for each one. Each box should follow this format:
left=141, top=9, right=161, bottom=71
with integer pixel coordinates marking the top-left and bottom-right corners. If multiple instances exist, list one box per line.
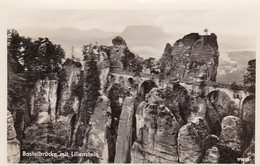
left=109, top=68, right=246, bottom=91
left=109, top=68, right=160, bottom=79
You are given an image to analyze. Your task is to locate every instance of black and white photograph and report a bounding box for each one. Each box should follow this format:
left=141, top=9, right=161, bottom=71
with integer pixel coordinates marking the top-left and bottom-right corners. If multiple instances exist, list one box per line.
left=2, top=0, right=258, bottom=164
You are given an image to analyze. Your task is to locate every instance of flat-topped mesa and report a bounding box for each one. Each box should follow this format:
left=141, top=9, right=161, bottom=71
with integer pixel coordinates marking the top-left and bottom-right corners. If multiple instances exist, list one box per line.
left=160, top=33, right=219, bottom=83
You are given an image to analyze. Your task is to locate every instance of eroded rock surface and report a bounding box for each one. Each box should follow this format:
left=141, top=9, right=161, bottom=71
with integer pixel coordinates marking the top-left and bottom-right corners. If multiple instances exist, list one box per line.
left=219, top=116, right=242, bottom=152
left=58, top=59, right=82, bottom=116
left=131, top=88, right=181, bottom=163
left=7, top=111, right=20, bottom=163
left=202, top=146, right=220, bottom=163
left=115, top=97, right=134, bottom=163
left=87, top=96, right=111, bottom=163
left=177, top=117, right=209, bottom=163
left=160, top=33, right=219, bottom=83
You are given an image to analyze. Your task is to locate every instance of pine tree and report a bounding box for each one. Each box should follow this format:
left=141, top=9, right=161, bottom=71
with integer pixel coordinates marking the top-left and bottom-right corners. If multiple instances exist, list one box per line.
left=244, top=59, right=255, bottom=93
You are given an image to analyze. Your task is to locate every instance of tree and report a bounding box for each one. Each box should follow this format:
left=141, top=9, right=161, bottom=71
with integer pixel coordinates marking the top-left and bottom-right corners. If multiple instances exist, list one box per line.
left=143, top=57, right=155, bottom=69
left=244, top=59, right=255, bottom=93
left=121, top=48, right=135, bottom=71
left=80, top=46, right=101, bottom=125
left=131, top=55, right=144, bottom=75
left=8, top=29, right=65, bottom=80
left=204, top=28, right=209, bottom=35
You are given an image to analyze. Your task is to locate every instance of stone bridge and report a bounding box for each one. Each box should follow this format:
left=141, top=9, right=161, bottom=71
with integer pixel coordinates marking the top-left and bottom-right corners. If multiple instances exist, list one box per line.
left=109, top=70, right=253, bottom=113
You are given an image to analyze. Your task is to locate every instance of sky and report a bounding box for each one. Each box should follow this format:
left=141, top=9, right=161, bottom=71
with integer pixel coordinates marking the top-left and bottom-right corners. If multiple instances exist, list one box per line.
left=1, top=0, right=258, bottom=60
left=4, top=7, right=257, bottom=37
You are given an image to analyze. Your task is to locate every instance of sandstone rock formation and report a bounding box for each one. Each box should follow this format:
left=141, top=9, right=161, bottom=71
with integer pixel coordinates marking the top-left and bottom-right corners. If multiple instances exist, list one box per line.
left=7, top=111, right=20, bottom=163
left=202, top=146, right=220, bottom=163
left=12, top=34, right=255, bottom=164
left=30, top=78, right=58, bottom=124
left=87, top=96, right=111, bottom=163
left=114, top=97, right=134, bottom=163
left=131, top=88, right=181, bottom=163
left=57, top=59, right=82, bottom=116
left=177, top=117, right=209, bottom=163
left=110, top=36, right=127, bottom=70
left=242, top=137, right=255, bottom=164
left=219, top=116, right=242, bottom=152
left=160, top=33, right=219, bottom=83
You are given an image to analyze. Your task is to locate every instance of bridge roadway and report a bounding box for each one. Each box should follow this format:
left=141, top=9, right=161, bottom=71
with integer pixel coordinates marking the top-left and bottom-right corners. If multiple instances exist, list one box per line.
left=109, top=70, right=252, bottom=110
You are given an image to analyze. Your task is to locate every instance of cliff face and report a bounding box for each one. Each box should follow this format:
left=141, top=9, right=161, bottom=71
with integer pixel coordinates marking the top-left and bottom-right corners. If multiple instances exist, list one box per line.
left=30, top=78, right=58, bottom=124
left=57, top=60, right=82, bottom=116
left=114, top=97, right=135, bottom=163
left=160, top=33, right=219, bottom=83
left=14, top=34, right=255, bottom=164
left=131, top=88, right=181, bottom=163
left=87, top=96, right=111, bottom=163
left=109, top=36, right=127, bottom=69
left=7, top=111, right=20, bottom=163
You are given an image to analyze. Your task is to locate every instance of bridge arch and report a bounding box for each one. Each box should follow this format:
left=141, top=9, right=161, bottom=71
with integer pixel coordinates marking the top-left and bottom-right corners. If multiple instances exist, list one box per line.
left=128, top=77, right=134, bottom=84
left=206, top=90, right=236, bottom=116
left=242, top=95, right=255, bottom=106
left=108, top=74, right=116, bottom=83
left=139, top=80, right=158, bottom=101
left=118, top=76, right=125, bottom=85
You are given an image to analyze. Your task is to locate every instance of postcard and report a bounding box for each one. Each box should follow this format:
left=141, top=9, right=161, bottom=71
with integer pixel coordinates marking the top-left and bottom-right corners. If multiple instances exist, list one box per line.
left=2, top=0, right=258, bottom=165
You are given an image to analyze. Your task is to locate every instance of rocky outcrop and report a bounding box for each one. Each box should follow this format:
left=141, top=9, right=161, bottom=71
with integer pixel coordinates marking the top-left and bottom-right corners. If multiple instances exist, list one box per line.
left=202, top=146, right=220, bottom=163
left=187, top=97, right=208, bottom=123
left=57, top=59, right=82, bottom=116
left=219, top=116, right=242, bottom=152
left=160, top=33, right=219, bottom=83
left=87, top=96, right=111, bottom=163
left=110, top=36, right=127, bottom=69
left=30, top=78, right=58, bottom=124
left=114, top=97, right=134, bottom=163
left=7, top=111, right=20, bottom=163
left=131, top=88, right=181, bottom=163
left=177, top=117, right=209, bottom=163
left=163, top=84, right=190, bottom=124
left=13, top=35, right=255, bottom=164
left=242, top=137, right=255, bottom=164
left=241, top=97, right=255, bottom=151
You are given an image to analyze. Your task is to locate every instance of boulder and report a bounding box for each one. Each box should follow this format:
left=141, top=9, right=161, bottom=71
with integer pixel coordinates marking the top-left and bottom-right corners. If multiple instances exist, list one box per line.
left=219, top=116, right=242, bottom=152
left=242, top=137, right=255, bottom=164
left=202, top=146, right=220, bottom=163
left=112, top=36, right=127, bottom=46
left=178, top=117, right=209, bottom=163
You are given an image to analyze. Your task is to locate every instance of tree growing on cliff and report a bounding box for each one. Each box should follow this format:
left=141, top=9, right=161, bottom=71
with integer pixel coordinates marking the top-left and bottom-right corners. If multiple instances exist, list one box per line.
left=8, top=29, right=65, bottom=81
left=80, top=46, right=101, bottom=125
left=244, top=59, right=255, bottom=93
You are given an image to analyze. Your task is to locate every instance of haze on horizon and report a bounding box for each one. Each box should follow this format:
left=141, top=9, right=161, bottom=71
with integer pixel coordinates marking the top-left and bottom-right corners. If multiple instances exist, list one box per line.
left=5, top=3, right=256, bottom=60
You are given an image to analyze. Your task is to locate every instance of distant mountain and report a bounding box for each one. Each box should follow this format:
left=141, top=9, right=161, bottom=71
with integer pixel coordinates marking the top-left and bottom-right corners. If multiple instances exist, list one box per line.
left=216, top=51, right=256, bottom=84
left=119, top=25, right=178, bottom=58
left=17, top=25, right=181, bottom=59
left=17, top=27, right=117, bottom=58
left=17, top=26, right=255, bottom=58
left=227, top=51, right=255, bottom=65
left=217, top=35, right=255, bottom=51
